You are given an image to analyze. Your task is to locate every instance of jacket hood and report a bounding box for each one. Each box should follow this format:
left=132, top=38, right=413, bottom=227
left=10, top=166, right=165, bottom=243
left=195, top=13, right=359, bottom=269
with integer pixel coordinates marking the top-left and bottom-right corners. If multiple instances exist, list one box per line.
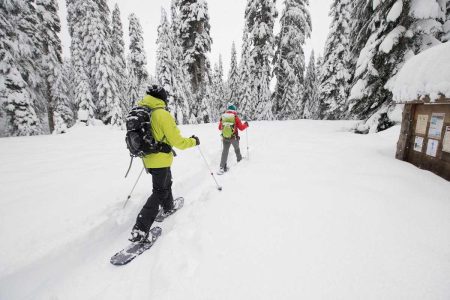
left=138, top=95, right=166, bottom=109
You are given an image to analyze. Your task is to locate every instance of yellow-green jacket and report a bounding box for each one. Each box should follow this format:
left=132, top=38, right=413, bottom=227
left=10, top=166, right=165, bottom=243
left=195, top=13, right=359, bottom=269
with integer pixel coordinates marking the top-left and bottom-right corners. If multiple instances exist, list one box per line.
left=138, top=95, right=196, bottom=168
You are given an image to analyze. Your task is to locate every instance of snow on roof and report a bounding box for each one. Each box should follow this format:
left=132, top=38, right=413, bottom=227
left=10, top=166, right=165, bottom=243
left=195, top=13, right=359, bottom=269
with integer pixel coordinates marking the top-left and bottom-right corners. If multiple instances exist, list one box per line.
left=387, top=42, right=450, bottom=102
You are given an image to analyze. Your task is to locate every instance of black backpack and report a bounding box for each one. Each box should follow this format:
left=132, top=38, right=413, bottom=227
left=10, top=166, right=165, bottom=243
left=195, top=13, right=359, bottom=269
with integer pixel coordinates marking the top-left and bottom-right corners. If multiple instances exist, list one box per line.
left=125, top=106, right=171, bottom=158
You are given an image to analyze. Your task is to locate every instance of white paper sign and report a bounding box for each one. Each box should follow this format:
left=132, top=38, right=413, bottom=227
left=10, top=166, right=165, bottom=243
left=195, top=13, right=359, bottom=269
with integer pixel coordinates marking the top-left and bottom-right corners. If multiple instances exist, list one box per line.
left=414, top=136, right=424, bottom=152
left=426, top=139, right=439, bottom=157
left=428, top=113, right=445, bottom=139
left=443, top=126, right=450, bottom=153
left=415, top=115, right=428, bottom=135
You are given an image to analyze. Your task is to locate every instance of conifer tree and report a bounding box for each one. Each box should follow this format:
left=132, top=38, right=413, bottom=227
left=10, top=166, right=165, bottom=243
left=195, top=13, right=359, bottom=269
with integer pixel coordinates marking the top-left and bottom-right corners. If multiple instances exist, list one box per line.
left=243, top=0, right=278, bottom=120
left=238, top=31, right=254, bottom=120
left=317, top=0, right=352, bottom=120
left=20, top=1, right=47, bottom=116
left=111, top=4, right=129, bottom=116
left=156, top=8, right=176, bottom=114
left=52, top=64, right=73, bottom=133
left=36, top=0, right=67, bottom=133
left=128, top=13, right=149, bottom=104
left=0, top=0, right=41, bottom=136
left=82, top=0, right=122, bottom=125
left=348, top=0, right=447, bottom=132
left=443, top=2, right=450, bottom=41
left=227, top=42, right=240, bottom=101
left=66, top=0, right=95, bottom=123
left=177, top=0, right=212, bottom=122
left=211, top=58, right=226, bottom=120
left=168, top=0, right=193, bottom=124
left=72, top=29, right=95, bottom=123
left=273, top=0, right=311, bottom=120
left=62, top=58, right=77, bottom=115
left=177, top=0, right=212, bottom=94
left=303, top=51, right=319, bottom=119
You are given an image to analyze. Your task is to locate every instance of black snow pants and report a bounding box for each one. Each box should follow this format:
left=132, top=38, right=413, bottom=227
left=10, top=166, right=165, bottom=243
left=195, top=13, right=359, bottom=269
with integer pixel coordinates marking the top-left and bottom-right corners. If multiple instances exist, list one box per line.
left=133, top=167, right=174, bottom=233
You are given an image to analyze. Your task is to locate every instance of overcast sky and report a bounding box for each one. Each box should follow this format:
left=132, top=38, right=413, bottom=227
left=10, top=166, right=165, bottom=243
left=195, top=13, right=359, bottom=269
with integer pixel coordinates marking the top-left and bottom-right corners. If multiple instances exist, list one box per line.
left=58, top=0, right=333, bottom=77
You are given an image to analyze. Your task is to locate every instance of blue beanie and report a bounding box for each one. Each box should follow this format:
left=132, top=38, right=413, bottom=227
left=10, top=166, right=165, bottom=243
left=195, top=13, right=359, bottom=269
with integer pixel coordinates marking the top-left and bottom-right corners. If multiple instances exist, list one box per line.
left=227, top=104, right=237, bottom=111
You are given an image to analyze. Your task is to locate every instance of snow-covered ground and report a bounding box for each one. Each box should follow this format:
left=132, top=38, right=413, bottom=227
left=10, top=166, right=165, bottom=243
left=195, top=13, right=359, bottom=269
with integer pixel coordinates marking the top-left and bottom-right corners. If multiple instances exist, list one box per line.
left=0, top=120, right=449, bottom=299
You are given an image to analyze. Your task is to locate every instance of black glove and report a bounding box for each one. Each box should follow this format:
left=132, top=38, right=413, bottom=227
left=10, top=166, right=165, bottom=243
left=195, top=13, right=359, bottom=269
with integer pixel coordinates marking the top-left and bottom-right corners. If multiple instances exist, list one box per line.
left=245, top=121, right=249, bottom=127
left=191, top=135, right=200, bottom=146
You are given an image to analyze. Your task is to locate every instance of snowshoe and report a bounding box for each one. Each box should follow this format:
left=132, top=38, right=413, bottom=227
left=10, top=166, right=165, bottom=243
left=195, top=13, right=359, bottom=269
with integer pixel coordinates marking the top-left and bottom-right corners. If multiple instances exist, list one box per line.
left=111, top=226, right=162, bottom=266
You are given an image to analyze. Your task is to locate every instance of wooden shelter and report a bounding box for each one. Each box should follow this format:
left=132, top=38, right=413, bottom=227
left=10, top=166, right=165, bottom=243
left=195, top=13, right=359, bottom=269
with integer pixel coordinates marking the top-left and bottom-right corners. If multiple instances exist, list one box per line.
left=391, top=42, right=450, bottom=181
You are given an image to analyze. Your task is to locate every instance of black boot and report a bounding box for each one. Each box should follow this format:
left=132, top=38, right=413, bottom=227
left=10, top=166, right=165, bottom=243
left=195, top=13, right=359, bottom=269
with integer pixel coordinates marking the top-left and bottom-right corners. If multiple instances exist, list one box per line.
left=128, top=228, right=148, bottom=243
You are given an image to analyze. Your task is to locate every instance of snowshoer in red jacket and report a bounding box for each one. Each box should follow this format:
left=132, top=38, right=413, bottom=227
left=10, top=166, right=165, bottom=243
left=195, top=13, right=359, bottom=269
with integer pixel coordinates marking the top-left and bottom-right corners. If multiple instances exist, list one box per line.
left=218, top=104, right=249, bottom=175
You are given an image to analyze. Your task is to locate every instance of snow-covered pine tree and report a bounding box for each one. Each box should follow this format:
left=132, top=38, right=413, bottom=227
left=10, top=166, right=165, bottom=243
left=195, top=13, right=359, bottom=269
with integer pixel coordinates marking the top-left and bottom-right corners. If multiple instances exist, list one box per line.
left=62, top=58, right=78, bottom=116
left=347, top=0, right=411, bottom=132
left=227, top=41, right=240, bottom=102
left=52, top=63, right=73, bottom=133
left=66, top=0, right=95, bottom=123
left=317, top=0, right=352, bottom=120
left=210, top=57, right=226, bottom=120
left=348, top=0, right=447, bottom=133
left=177, top=0, right=213, bottom=122
left=443, top=1, right=450, bottom=41
left=177, top=0, right=212, bottom=94
left=21, top=0, right=48, bottom=117
left=409, top=0, right=447, bottom=52
left=128, top=13, right=149, bottom=105
left=111, top=4, right=129, bottom=117
left=348, top=0, right=369, bottom=67
left=168, top=0, right=192, bottom=124
left=36, top=0, right=68, bottom=133
left=0, top=0, right=41, bottom=136
left=238, top=30, right=255, bottom=120
left=156, top=8, right=177, bottom=115
left=73, top=29, right=95, bottom=123
left=303, top=51, right=319, bottom=119
left=273, top=0, right=311, bottom=120
left=199, top=83, right=213, bottom=123
left=218, top=55, right=224, bottom=84
left=83, top=0, right=122, bottom=125
left=243, top=0, right=278, bottom=120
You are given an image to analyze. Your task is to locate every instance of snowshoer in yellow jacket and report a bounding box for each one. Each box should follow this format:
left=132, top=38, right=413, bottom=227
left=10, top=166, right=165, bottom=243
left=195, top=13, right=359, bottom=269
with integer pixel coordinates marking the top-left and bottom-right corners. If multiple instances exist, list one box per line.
left=129, top=85, right=200, bottom=243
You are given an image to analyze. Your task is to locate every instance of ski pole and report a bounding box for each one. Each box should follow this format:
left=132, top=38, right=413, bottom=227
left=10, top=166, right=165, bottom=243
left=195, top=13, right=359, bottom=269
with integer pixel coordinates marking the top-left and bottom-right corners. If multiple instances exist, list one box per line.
left=246, top=128, right=249, bottom=160
left=197, top=146, right=223, bottom=191
left=123, top=166, right=145, bottom=208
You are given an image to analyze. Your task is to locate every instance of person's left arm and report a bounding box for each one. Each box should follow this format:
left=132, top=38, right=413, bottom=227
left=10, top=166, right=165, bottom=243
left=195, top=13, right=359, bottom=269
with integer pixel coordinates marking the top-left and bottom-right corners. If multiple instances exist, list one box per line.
left=161, top=111, right=197, bottom=150
left=235, top=116, right=248, bottom=131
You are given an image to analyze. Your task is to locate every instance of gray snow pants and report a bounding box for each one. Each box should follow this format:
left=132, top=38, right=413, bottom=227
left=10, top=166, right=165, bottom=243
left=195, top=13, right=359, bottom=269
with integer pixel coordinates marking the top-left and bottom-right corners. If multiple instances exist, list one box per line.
left=220, top=136, right=242, bottom=169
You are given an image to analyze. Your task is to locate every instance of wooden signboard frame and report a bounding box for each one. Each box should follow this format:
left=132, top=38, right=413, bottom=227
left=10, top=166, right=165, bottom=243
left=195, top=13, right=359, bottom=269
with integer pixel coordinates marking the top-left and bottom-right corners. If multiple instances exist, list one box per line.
left=396, top=99, right=450, bottom=181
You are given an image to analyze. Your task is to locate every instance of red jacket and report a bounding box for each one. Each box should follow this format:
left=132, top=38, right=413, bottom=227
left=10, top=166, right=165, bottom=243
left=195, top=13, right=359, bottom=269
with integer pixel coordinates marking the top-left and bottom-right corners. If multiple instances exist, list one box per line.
left=218, top=110, right=248, bottom=136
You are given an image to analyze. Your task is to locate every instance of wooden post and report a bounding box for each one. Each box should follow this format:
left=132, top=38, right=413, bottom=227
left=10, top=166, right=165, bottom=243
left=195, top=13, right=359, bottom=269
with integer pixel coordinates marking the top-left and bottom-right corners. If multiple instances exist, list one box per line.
left=396, top=103, right=415, bottom=161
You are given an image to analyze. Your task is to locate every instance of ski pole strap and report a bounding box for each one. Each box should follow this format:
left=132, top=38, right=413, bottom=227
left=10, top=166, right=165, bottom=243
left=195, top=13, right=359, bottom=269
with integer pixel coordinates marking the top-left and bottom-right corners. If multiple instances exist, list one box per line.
left=124, top=156, right=134, bottom=178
